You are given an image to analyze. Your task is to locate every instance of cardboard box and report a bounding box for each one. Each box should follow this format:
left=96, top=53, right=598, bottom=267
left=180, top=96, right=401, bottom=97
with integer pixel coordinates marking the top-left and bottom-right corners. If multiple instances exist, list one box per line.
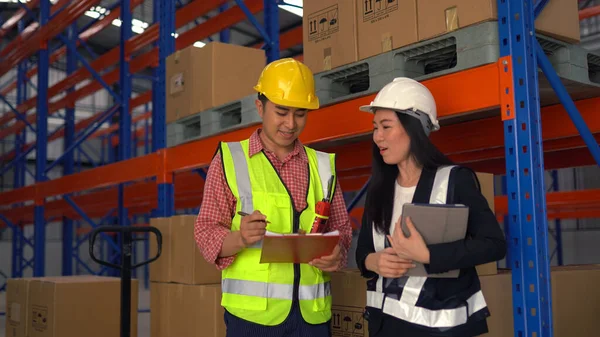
left=149, top=215, right=222, bottom=285
left=330, top=269, right=368, bottom=336
left=417, top=0, right=580, bottom=44
left=150, top=282, right=170, bottom=337
left=149, top=217, right=172, bottom=282
left=480, top=265, right=600, bottom=337
left=475, top=172, right=499, bottom=276
left=303, top=0, right=358, bottom=73
left=152, top=282, right=225, bottom=337
left=331, top=305, right=368, bottom=337
left=5, top=278, right=35, bottom=337
left=166, top=42, right=266, bottom=123
left=26, top=276, right=138, bottom=337
left=356, top=0, right=418, bottom=60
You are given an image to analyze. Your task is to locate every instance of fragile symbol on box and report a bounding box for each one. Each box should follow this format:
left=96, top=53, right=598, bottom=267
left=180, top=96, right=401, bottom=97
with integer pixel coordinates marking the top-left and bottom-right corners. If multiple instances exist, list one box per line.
left=31, top=305, right=48, bottom=331
left=170, top=73, right=185, bottom=95
left=363, top=0, right=398, bottom=22
left=331, top=310, right=365, bottom=336
left=308, top=4, right=339, bottom=42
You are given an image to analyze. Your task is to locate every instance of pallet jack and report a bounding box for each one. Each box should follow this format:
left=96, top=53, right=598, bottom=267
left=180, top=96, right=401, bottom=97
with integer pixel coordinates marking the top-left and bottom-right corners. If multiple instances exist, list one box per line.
left=89, top=225, right=162, bottom=337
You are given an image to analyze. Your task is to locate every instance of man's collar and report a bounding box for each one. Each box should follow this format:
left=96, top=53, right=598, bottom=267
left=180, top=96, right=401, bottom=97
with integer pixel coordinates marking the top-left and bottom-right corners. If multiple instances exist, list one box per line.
left=248, top=129, right=307, bottom=163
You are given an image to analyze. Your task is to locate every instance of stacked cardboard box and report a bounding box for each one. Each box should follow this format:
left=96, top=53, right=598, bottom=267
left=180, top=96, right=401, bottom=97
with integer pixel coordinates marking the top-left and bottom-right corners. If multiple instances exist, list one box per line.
left=481, top=265, right=600, bottom=337
left=149, top=215, right=225, bottom=337
left=302, top=0, right=580, bottom=73
left=416, top=0, right=581, bottom=42
left=5, top=276, right=138, bottom=337
left=165, top=42, right=266, bottom=123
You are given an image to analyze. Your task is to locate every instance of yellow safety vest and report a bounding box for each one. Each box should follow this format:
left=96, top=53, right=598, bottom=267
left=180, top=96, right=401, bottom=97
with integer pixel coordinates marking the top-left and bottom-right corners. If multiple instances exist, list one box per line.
left=218, top=139, right=337, bottom=326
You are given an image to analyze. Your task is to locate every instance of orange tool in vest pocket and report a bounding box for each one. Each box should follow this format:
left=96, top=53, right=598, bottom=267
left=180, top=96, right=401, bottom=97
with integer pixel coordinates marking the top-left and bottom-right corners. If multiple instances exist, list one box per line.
left=310, top=175, right=335, bottom=234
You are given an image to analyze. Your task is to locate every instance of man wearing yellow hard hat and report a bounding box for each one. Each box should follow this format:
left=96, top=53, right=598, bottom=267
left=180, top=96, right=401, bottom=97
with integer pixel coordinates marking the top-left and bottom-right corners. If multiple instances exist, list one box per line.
left=195, top=58, right=353, bottom=336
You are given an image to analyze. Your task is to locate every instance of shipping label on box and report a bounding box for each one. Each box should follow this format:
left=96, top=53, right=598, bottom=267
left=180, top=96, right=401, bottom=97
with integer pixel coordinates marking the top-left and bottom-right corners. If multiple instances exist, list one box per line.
left=303, top=0, right=357, bottom=73
left=361, top=0, right=399, bottom=24
left=30, top=305, right=49, bottom=333
left=307, top=4, right=340, bottom=43
left=170, top=73, right=184, bottom=95
left=331, top=305, right=368, bottom=337
left=5, top=278, right=34, bottom=337
left=9, top=302, right=21, bottom=323
left=356, top=0, right=418, bottom=60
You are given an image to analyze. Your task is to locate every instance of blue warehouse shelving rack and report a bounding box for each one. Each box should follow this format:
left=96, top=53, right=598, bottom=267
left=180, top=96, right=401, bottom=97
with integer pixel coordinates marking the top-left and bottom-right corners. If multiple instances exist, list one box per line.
left=0, top=1, right=599, bottom=337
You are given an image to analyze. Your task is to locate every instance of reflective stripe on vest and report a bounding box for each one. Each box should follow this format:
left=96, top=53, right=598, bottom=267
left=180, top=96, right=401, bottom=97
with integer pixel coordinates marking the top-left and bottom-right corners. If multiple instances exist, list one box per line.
left=227, top=142, right=254, bottom=214
left=368, top=165, right=488, bottom=329
left=222, top=278, right=331, bottom=301
left=227, top=142, right=334, bottom=249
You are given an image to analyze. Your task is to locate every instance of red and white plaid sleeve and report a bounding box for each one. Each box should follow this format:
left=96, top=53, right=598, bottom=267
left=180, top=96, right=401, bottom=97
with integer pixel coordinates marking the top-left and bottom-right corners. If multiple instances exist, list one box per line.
left=327, top=179, right=353, bottom=269
left=194, top=153, right=237, bottom=270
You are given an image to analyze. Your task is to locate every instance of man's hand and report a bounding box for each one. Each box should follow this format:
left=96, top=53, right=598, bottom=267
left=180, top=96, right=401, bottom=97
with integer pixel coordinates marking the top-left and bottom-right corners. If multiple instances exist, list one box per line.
left=239, top=210, right=268, bottom=248
left=365, top=247, right=416, bottom=278
left=309, top=245, right=342, bottom=272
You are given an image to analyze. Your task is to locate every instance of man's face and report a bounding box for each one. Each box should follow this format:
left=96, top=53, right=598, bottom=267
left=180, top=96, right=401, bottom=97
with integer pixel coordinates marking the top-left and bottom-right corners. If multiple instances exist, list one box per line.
left=256, top=99, right=308, bottom=149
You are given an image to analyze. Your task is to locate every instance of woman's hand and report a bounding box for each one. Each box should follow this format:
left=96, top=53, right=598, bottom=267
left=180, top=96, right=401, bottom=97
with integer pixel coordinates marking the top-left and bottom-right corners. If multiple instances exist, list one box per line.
left=388, top=216, right=431, bottom=264
left=365, top=247, right=416, bottom=278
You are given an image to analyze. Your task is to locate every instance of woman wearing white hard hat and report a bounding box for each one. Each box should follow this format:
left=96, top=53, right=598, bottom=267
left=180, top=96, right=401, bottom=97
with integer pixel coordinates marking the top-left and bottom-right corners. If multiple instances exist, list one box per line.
left=354, top=77, right=506, bottom=337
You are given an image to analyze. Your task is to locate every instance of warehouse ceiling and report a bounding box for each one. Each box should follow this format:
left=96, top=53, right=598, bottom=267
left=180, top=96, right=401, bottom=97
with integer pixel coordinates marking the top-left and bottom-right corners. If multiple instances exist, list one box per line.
left=0, top=0, right=303, bottom=93
left=0, top=0, right=598, bottom=94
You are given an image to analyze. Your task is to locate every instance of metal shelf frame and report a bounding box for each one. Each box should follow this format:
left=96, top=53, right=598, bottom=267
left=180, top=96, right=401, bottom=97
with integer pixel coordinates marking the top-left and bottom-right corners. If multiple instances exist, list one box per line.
left=0, top=1, right=599, bottom=336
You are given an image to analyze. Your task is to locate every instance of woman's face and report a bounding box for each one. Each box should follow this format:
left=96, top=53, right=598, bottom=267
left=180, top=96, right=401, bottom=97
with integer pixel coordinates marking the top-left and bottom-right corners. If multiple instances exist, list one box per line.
left=372, top=109, right=411, bottom=165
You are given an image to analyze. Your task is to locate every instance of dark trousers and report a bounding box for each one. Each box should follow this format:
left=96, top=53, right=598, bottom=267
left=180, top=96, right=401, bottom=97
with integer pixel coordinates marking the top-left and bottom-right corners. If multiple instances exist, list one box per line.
left=224, top=302, right=331, bottom=337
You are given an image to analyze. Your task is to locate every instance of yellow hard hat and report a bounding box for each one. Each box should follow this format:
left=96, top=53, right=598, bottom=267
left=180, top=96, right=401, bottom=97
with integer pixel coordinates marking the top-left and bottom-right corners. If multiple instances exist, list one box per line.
left=253, top=58, right=319, bottom=110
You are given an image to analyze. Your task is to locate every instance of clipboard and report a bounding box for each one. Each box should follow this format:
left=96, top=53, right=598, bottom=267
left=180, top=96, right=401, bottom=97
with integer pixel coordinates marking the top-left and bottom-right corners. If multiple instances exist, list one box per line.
left=260, top=230, right=340, bottom=264
left=392, top=203, right=469, bottom=278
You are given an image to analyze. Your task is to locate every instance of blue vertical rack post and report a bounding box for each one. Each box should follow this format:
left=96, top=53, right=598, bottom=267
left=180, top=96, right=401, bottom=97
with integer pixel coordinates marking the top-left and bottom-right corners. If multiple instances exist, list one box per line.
left=498, top=0, right=600, bottom=336
left=115, top=0, right=133, bottom=278
left=34, top=0, right=50, bottom=277
left=152, top=0, right=175, bottom=217
left=119, top=0, right=133, bottom=219
left=550, top=171, right=563, bottom=266
left=498, top=0, right=553, bottom=335
left=220, top=3, right=231, bottom=43
left=263, top=0, right=280, bottom=63
left=11, top=19, right=28, bottom=279
left=62, top=22, right=77, bottom=276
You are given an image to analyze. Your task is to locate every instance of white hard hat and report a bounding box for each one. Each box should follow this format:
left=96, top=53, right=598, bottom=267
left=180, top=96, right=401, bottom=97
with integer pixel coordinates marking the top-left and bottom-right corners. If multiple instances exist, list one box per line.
left=360, top=77, right=440, bottom=135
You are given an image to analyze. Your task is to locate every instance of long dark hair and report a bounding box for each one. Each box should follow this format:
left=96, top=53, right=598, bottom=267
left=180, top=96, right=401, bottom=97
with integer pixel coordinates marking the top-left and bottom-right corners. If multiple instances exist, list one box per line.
left=364, top=111, right=455, bottom=234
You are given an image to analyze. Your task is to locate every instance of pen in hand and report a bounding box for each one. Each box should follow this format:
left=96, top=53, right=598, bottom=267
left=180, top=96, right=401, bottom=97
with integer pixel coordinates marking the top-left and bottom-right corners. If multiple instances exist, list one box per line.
left=237, top=211, right=271, bottom=223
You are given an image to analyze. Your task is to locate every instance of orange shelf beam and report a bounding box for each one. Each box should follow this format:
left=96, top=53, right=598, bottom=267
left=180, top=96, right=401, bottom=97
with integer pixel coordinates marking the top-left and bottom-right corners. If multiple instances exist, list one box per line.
left=580, top=5, right=600, bottom=20
left=0, top=60, right=595, bottom=219
left=2, top=172, right=204, bottom=225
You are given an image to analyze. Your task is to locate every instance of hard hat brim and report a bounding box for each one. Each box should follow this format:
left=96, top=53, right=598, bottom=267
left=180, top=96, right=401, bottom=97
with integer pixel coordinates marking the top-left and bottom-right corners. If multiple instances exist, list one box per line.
left=359, top=104, right=394, bottom=113
left=360, top=104, right=441, bottom=132
left=269, top=96, right=320, bottom=110
left=256, top=87, right=320, bottom=110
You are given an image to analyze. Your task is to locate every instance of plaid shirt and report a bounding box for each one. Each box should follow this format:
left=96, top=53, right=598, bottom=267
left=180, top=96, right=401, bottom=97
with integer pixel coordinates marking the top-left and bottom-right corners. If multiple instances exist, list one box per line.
left=194, top=129, right=352, bottom=270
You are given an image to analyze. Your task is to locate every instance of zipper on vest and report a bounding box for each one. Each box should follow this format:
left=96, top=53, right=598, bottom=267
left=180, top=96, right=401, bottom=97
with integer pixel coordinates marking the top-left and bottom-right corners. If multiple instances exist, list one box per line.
left=292, top=210, right=301, bottom=304
left=260, top=150, right=310, bottom=307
